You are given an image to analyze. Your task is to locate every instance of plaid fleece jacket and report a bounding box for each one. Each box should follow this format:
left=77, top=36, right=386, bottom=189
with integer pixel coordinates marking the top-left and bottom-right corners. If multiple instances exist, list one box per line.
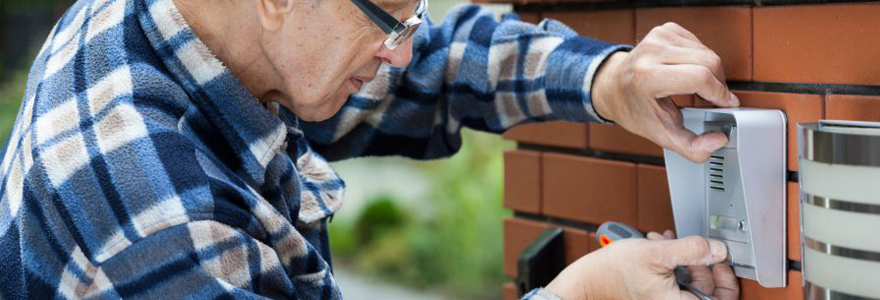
left=0, top=0, right=628, bottom=298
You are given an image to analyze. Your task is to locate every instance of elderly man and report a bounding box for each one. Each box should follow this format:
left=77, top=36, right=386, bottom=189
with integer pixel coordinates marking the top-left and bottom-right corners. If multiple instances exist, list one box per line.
left=0, top=0, right=740, bottom=298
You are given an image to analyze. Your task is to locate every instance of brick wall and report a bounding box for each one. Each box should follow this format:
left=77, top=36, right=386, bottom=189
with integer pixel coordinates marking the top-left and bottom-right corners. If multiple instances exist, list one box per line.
left=493, top=1, right=880, bottom=299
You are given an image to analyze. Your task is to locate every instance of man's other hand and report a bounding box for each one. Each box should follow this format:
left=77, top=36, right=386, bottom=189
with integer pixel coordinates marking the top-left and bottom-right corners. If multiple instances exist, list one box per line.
left=545, top=231, right=739, bottom=300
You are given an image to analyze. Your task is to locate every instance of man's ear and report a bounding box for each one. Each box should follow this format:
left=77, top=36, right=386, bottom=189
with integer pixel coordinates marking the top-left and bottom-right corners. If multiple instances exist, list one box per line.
left=256, top=0, right=294, bottom=31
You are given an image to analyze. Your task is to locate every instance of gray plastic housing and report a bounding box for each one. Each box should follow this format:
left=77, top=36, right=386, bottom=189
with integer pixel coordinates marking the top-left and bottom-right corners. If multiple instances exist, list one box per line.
left=663, top=108, right=787, bottom=288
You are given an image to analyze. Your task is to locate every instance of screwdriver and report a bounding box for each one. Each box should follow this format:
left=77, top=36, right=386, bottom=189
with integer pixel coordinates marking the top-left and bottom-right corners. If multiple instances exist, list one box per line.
left=597, top=221, right=715, bottom=300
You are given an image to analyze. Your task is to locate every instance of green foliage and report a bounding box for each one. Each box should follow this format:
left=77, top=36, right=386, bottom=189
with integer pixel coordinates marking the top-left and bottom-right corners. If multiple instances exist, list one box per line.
left=0, top=67, right=28, bottom=146
left=330, top=130, right=514, bottom=298
left=353, top=195, right=408, bottom=246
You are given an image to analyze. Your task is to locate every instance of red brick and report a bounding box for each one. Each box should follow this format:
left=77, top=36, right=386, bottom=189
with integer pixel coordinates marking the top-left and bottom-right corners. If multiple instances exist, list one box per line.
left=754, top=4, right=880, bottom=85
left=563, top=226, right=592, bottom=265
left=588, top=231, right=600, bottom=253
left=543, top=154, right=637, bottom=224
left=694, top=96, right=714, bottom=107
left=670, top=94, right=695, bottom=108
left=502, top=218, right=595, bottom=278
left=517, top=12, right=542, bottom=24
left=589, top=124, right=664, bottom=157
left=787, top=182, right=800, bottom=262
left=740, top=271, right=804, bottom=300
left=725, top=91, right=824, bottom=171
left=637, top=164, right=676, bottom=234
left=545, top=10, right=635, bottom=45
left=503, top=121, right=588, bottom=149
left=636, top=6, right=752, bottom=81
left=503, top=282, right=519, bottom=300
left=503, top=217, right=552, bottom=278
left=504, top=150, right=542, bottom=214
left=827, top=94, right=880, bottom=121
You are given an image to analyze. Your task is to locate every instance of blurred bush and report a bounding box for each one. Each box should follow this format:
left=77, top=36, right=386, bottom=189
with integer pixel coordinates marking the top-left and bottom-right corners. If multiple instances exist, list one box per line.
left=1, top=0, right=71, bottom=144
left=330, top=129, right=513, bottom=299
left=1, top=0, right=72, bottom=82
left=3, top=0, right=72, bottom=8
left=0, top=67, right=27, bottom=145
left=353, top=195, right=408, bottom=246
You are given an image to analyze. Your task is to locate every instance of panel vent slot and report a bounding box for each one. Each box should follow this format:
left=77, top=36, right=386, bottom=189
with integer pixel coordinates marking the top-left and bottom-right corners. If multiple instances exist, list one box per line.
left=708, top=155, right=725, bottom=191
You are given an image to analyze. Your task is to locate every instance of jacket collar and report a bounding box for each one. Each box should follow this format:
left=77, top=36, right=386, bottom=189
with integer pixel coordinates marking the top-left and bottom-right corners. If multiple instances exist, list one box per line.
left=137, top=0, right=289, bottom=186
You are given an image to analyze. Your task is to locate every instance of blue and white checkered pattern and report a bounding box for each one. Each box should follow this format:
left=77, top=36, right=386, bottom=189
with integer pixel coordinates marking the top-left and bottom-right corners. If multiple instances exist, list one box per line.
left=0, top=0, right=628, bottom=298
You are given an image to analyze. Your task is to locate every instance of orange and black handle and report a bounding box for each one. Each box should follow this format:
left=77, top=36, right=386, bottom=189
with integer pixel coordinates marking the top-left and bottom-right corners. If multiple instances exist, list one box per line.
left=596, top=221, right=645, bottom=247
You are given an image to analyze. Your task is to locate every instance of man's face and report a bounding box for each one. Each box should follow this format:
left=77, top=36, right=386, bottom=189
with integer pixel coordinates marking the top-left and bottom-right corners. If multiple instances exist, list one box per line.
left=259, top=0, right=418, bottom=121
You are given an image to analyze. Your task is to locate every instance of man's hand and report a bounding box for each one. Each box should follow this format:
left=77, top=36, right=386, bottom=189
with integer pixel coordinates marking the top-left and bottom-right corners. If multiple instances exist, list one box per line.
left=591, top=22, right=740, bottom=163
left=646, top=231, right=740, bottom=300
left=545, top=231, right=739, bottom=300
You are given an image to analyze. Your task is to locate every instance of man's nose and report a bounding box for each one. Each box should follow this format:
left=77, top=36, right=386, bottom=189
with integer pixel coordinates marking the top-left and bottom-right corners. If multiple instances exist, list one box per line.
left=375, top=38, right=414, bottom=68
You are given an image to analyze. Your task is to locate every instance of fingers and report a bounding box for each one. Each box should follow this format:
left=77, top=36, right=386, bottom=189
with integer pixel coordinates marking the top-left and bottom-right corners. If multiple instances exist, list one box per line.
left=650, top=64, right=738, bottom=107
left=686, top=265, right=715, bottom=295
left=650, top=236, right=728, bottom=269
left=655, top=46, right=727, bottom=85
left=648, top=229, right=675, bottom=241
left=711, top=264, right=740, bottom=300
left=661, top=23, right=705, bottom=49
left=645, top=22, right=707, bottom=50
left=647, top=232, right=666, bottom=240
left=620, top=22, right=742, bottom=163
left=647, top=230, right=676, bottom=241
left=686, top=264, right=742, bottom=300
left=639, top=23, right=739, bottom=108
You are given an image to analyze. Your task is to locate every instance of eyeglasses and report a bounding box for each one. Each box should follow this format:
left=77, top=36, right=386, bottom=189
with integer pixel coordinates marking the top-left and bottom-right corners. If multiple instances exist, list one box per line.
left=349, top=0, right=427, bottom=50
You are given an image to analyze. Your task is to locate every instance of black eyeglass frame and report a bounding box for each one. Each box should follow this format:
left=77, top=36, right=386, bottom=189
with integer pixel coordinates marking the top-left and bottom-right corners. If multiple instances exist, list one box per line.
left=349, top=0, right=427, bottom=49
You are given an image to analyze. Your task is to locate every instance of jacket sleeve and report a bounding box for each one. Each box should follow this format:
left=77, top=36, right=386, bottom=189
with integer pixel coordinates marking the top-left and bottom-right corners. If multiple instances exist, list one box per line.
left=301, top=4, right=631, bottom=161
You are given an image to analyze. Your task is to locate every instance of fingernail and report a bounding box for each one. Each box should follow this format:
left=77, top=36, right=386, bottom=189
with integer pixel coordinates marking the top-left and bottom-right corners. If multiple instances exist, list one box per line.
left=729, top=92, right=740, bottom=106
left=710, top=240, right=727, bottom=259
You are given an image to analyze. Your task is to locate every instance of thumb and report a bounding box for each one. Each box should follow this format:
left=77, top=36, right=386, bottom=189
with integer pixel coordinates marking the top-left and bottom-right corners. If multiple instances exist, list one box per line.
left=651, top=236, right=728, bottom=269
left=656, top=98, right=728, bottom=163
left=668, top=127, right=728, bottom=163
left=690, top=131, right=729, bottom=159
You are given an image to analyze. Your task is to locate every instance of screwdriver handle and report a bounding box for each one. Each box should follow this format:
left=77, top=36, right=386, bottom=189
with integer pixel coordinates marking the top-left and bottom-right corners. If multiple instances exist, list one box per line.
left=596, top=221, right=645, bottom=247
